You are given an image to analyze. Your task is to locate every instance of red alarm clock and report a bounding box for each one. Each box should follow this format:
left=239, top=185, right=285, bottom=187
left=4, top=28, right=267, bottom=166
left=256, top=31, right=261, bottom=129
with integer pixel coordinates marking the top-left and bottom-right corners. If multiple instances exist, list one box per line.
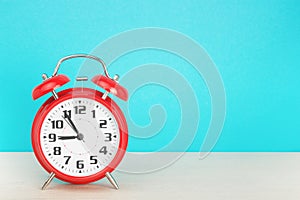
left=31, top=54, right=128, bottom=190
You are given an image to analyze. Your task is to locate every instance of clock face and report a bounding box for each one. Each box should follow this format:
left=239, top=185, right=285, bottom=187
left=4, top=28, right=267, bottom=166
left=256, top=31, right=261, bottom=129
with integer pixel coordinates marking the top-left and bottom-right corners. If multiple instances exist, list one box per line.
left=40, top=97, right=120, bottom=177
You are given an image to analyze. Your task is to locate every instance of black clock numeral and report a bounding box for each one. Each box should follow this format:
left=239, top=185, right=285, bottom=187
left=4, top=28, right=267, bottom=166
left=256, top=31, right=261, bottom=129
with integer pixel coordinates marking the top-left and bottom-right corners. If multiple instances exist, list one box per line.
left=99, top=120, right=107, bottom=128
left=64, top=156, right=71, bottom=164
left=91, top=110, right=96, bottom=118
left=74, top=105, right=86, bottom=114
left=51, top=120, right=63, bottom=129
left=48, top=133, right=56, bottom=142
left=99, top=146, right=108, bottom=155
left=76, top=160, right=84, bottom=169
left=53, top=147, right=61, bottom=155
left=63, top=110, right=71, bottom=118
left=104, top=133, right=112, bottom=142
left=90, top=156, right=97, bottom=164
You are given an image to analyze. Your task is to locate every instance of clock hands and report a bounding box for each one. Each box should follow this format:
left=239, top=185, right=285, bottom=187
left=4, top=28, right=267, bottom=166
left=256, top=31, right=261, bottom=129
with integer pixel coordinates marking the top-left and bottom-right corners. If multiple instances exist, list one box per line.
left=58, top=136, right=78, bottom=140
left=62, top=115, right=84, bottom=141
left=62, top=115, right=79, bottom=134
left=61, top=115, right=89, bottom=152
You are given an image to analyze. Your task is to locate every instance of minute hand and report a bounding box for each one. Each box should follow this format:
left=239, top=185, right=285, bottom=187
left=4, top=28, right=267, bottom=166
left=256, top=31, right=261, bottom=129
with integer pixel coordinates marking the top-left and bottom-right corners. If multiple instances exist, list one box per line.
left=62, top=116, right=80, bottom=135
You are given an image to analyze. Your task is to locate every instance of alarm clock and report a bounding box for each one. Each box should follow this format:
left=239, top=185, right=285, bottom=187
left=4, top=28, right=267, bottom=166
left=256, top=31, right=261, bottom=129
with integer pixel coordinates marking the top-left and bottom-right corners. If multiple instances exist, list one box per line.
left=31, top=54, right=128, bottom=190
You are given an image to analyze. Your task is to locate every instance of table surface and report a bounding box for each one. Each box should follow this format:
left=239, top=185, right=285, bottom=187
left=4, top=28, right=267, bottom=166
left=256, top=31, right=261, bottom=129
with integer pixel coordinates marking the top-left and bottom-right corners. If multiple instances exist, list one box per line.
left=1, top=152, right=299, bottom=200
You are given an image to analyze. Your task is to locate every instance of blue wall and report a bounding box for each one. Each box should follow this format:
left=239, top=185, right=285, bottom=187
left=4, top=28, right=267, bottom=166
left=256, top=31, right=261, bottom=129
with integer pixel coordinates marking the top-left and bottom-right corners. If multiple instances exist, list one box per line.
left=0, top=0, right=299, bottom=152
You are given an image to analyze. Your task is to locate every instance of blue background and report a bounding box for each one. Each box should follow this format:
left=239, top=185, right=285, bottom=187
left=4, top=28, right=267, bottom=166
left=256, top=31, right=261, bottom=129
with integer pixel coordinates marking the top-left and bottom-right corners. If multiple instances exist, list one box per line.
left=0, top=0, right=299, bottom=152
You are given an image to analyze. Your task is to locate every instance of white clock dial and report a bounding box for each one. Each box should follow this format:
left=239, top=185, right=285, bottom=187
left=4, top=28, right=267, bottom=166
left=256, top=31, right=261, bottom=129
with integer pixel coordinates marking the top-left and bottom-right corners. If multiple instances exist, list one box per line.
left=40, top=98, right=120, bottom=177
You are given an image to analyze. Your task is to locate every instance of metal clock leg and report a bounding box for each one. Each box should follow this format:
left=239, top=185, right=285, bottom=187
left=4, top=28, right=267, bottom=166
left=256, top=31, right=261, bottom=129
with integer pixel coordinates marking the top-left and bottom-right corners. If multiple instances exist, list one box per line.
left=105, top=172, right=119, bottom=190
left=41, top=172, right=55, bottom=190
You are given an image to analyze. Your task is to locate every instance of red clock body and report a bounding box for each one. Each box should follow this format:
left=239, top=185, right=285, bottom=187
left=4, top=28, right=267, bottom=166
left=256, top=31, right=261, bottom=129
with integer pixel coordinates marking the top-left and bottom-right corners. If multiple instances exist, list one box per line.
left=32, top=88, right=128, bottom=184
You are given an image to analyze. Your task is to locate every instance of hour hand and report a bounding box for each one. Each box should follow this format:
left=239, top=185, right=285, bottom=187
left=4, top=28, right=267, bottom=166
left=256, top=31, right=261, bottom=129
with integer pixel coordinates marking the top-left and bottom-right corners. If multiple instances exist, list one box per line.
left=58, top=136, right=78, bottom=140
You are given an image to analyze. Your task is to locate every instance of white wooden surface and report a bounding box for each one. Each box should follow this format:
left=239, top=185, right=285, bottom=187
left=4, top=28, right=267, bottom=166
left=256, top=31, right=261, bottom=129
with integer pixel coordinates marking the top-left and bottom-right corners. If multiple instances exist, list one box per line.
left=1, top=153, right=299, bottom=200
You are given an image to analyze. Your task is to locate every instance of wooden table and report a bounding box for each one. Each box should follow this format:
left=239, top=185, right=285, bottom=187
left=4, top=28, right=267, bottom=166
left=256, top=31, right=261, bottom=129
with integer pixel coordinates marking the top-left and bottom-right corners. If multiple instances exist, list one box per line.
left=1, top=153, right=299, bottom=200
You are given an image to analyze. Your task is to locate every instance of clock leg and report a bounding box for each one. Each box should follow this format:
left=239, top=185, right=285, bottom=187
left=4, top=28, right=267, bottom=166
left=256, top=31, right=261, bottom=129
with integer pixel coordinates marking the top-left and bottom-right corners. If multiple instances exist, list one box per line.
left=105, top=172, right=119, bottom=190
left=41, top=172, right=55, bottom=190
